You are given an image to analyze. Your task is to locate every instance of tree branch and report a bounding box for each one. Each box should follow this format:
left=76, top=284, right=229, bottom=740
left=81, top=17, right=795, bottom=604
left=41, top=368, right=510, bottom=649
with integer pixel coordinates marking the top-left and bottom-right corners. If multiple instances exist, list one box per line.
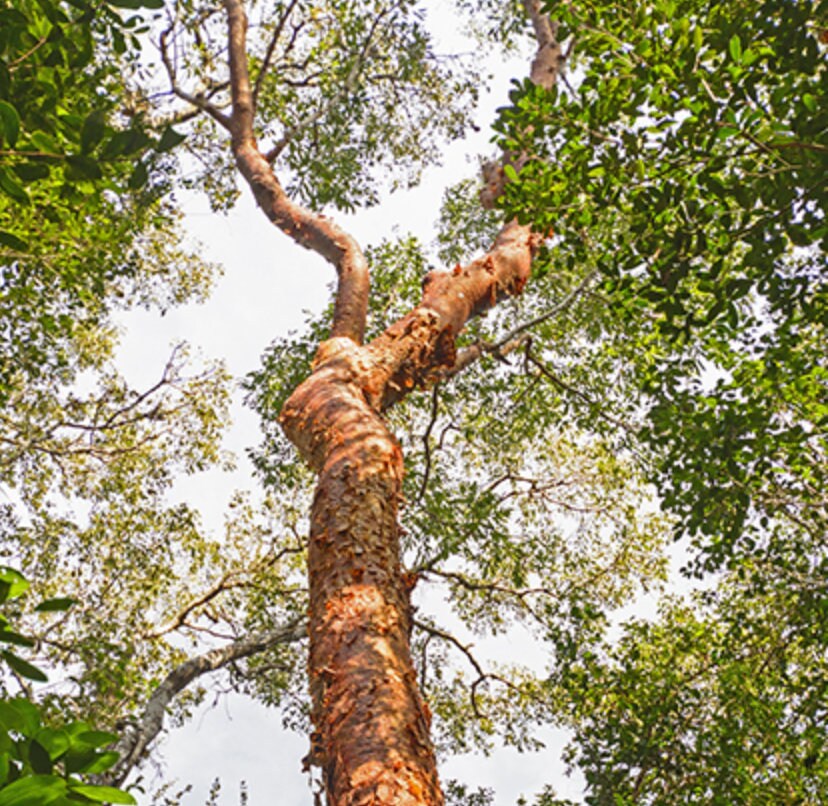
left=252, top=0, right=300, bottom=108
left=445, top=269, right=600, bottom=379
left=107, top=619, right=306, bottom=786
left=159, top=25, right=232, bottom=131
left=334, top=1, right=566, bottom=410
left=223, top=0, right=370, bottom=343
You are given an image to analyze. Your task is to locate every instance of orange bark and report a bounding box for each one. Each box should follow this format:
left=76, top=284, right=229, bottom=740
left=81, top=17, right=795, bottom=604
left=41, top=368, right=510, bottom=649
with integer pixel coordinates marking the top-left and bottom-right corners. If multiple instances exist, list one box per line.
left=281, top=342, right=441, bottom=805
left=219, top=1, right=564, bottom=801
left=280, top=217, right=541, bottom=803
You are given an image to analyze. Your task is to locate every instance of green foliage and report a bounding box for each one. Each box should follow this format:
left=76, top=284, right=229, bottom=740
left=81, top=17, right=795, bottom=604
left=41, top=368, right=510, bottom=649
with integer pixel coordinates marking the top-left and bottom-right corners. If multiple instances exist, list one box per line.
left=0, top=0, right=304, bottom=763
left=0, top=0, right=211, bottom=405
left=558, top=571, right=827, bottom=804
left=483, top=1, right=828, bottom=799
left=3, top=0, right=826, bottom=803
left=0, top=571, right=135, bottom=805
left=495, top=0, right=827, bottom=572
left=152, top=0, right=480, bottom=212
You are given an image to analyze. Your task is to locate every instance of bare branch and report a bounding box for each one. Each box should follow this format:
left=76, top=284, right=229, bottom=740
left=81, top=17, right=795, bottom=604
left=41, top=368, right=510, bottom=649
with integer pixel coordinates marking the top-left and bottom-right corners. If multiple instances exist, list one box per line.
left=223, top=0, right=370, bottom=343
left=445, top=269, right=600, bottom=379
left=415, top=385, right=441, bottom=503
left=108, top=619, right=306, bottom=786
left=159, top=24, right=232, bottom=130
left=415, top=617, right=533, bottom=721
left=253, top=0, right=301, bottom=107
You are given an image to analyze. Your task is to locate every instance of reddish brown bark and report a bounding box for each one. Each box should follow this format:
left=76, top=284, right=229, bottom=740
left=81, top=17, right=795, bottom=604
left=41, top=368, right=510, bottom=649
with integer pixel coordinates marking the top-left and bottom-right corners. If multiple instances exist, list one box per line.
left=218, top=1, right=564, bottom=803
left=277, top=217, right=542, bottom=804
left=281, top=345, right=440, bottom=805
left=224, top=0, right=370, bottom=344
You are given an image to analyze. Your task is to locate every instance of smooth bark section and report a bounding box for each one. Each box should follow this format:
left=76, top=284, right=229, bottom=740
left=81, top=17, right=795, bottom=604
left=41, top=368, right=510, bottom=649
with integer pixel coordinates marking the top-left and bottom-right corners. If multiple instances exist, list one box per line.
left=223, top=0, right=369, bottom=343
left=524, top=0, right=565, bottom=87
left=108, top=620, right=306, bottom=787
left=281, top=345, right=441, bottom=805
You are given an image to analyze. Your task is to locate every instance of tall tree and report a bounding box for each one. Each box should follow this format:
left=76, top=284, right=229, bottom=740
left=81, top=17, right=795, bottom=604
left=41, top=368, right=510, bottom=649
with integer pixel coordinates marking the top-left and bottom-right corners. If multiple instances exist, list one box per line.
left=1, top=1, right=825, bottom=805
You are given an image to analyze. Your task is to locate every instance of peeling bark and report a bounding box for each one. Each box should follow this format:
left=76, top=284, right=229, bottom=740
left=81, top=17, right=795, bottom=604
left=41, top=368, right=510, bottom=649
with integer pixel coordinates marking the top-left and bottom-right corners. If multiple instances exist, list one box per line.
left=278, top=219, right=542, bottom=804
left=281, top=345, right=439, bottom=804
left=219, top=1, right=566, bottom=803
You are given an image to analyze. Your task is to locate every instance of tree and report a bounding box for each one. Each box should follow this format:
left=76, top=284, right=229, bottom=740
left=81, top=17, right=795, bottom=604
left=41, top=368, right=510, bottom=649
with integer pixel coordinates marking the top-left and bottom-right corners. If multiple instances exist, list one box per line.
left=1, top=0, right=825, bottom=805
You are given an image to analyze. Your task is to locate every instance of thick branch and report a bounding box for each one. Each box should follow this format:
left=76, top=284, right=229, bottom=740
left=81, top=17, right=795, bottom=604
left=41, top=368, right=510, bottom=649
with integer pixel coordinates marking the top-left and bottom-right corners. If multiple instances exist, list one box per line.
left=363, top=222, right=543, bottom=410
left=523, top=0, right=564, bottom=88
left=354, top=2, right=564, bottom=409
left=445, top=269, right=600, bottom=378
left=108, top=619, right=306, bottom=786
left=223, top=0, right=369, bottom=343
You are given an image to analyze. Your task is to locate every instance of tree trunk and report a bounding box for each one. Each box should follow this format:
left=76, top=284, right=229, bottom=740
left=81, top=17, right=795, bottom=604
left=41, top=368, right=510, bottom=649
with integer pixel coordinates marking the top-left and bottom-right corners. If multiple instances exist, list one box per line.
left=281, top=340, right=442, bottom=805
left=220, top=1, right=564, bottom=800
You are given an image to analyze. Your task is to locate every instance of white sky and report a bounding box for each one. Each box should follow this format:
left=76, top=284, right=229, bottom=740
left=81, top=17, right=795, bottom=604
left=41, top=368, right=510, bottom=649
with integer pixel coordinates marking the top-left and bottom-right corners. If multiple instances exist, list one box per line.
left=112, top=8, right=589, bottom=803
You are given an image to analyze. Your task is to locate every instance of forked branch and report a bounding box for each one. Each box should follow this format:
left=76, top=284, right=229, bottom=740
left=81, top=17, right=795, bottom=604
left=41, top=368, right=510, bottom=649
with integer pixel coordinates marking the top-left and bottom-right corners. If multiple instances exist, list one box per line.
left=107, top=619, right=306, bottom=786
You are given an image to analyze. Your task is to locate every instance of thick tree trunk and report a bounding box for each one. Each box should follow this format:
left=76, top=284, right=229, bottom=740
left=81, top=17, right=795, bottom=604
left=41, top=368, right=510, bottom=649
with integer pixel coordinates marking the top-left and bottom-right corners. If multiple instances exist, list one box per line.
left=280, top=219, right=540, bottom=804
left=281, top=342, right=441, bottom=805
left=219, top=2, right=564, bottom=801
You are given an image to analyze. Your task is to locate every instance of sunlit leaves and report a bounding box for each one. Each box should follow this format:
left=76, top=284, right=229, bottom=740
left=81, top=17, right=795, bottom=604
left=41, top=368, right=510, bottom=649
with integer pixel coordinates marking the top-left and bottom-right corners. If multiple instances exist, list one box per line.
left=475, top=1, right=828, bottom=800
left=0, top=0, right=210, bottom=406
left=492, top=0, right=827, bottom=573
left=155, top=0, right=480, bottom=212
left=0, top=574, right=136, bottom=804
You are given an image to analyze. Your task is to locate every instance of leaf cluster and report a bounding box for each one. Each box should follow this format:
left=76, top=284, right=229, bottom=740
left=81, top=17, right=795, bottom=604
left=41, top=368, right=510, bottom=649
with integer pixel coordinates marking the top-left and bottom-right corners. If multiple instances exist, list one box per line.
left=0, top=569, right=135, bottom=805
left=494, top=0, right=827, bottom=573
left=0, top=0, right=207, bottom=405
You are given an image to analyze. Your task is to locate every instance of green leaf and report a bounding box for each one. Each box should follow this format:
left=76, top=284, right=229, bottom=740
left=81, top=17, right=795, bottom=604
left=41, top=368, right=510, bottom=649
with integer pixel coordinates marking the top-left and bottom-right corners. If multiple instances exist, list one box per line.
left=67, top=784, right=136, bottom=804
left=102, top=127, right=151, bottom=158
left=73, top=731, right=119, bottom=750
left=157, top=126, right=186, bottom=152
left=65, top=155, right=103, bottom=181
left=0, top=700, right=40, bottom=736
left=1, top=652, right=48, bottom=683
left=72, top=750, right=119, bottom=775
left=0, top=231, right=28, bottom=252
left=80, top=111, right=106, bottom=154
left=27, top=740, right=52, bottom=775
left=0, top=630, right=35, bottom=648
left=128, top=161, right=148, bottom=189
left=29, top=131, right=61, bottom=153
left=34, top=598, right=76, bottom=613
left=0, top=168, right=30, bottom=204
left=0, top=570, right=29, bottom=602
left=503, top=163, right=519, bottom=181
left=12, top=163, right=51, bottom=183
left=0, top=775, right=67, bottom=806
left=34, top=729, right=70, bottom=762
left=0, top=102, right=20, bottom=147
left=728, top=34, right=742, bottom=63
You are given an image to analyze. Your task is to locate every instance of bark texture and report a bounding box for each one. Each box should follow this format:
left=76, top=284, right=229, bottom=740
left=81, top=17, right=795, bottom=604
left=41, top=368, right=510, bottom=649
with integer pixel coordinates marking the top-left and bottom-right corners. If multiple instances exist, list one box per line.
left=281, top=345, right=439, bottom=804
left=217, top=1, right=565, bottom=803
